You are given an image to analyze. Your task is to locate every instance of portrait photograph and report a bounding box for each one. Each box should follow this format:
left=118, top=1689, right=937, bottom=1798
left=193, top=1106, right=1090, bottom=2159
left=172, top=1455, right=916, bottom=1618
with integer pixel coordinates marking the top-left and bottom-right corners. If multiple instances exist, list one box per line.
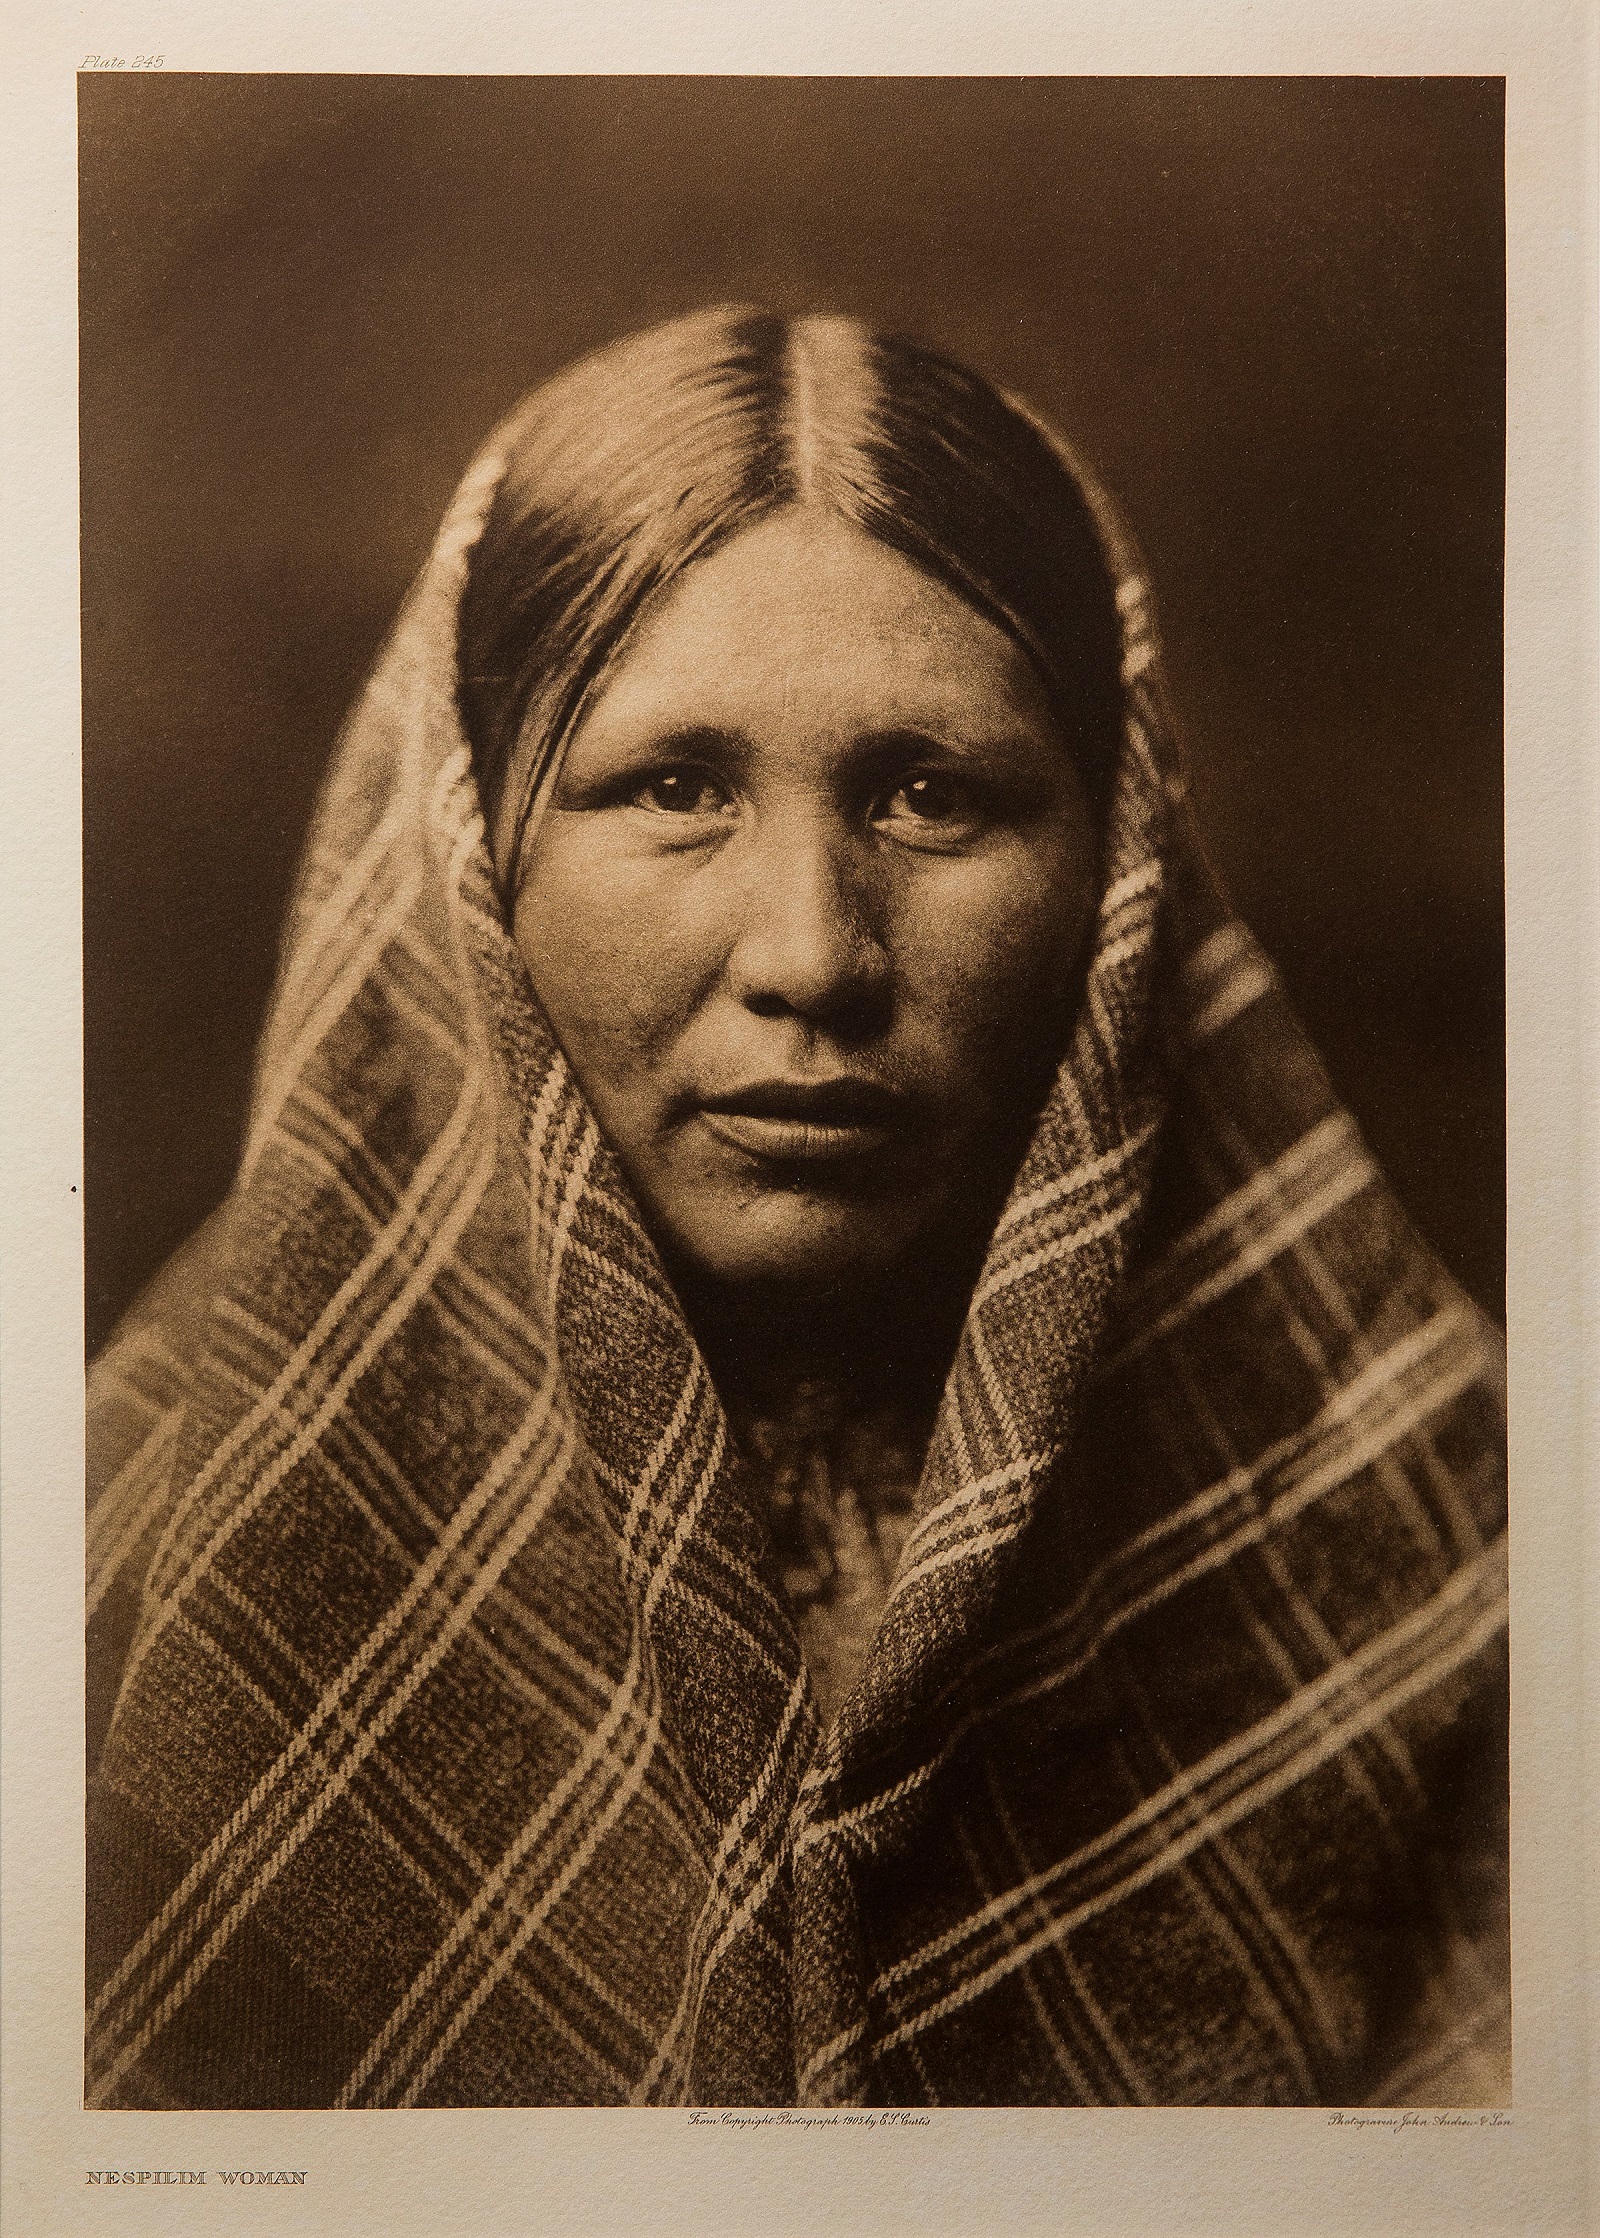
left=1, top=7, right=1593, bottom=2233
left=80, top=69, right=1511, bottom=2114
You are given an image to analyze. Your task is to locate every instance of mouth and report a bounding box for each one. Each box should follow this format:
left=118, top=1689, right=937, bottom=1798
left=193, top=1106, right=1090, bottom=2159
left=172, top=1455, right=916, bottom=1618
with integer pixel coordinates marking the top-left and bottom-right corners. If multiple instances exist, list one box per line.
left=694, top=1078, right=917, bottom=1165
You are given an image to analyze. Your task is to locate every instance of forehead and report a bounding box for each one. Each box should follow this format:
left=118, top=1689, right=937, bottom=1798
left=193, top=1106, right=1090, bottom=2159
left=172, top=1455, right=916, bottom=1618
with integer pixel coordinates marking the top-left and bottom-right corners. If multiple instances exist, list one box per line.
left=577, top=507, right=1055, bottom=743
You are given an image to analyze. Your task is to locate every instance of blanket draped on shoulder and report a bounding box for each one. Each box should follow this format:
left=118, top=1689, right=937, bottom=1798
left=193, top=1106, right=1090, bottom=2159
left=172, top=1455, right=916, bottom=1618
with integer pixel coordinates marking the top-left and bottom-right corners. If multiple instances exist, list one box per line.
left=85, top=438, right=1509, bottom=2109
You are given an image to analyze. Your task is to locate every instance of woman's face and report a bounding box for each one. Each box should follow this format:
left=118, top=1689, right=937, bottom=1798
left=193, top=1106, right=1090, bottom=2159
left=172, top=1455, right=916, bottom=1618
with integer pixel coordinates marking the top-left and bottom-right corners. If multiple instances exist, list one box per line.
left=513, top=508, right=1101, bottom=1293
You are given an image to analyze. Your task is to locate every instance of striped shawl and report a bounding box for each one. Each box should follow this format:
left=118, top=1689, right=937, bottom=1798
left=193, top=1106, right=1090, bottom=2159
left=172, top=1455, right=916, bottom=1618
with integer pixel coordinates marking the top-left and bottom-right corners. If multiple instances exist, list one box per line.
left=85, top=440, right=1509, bottom=2109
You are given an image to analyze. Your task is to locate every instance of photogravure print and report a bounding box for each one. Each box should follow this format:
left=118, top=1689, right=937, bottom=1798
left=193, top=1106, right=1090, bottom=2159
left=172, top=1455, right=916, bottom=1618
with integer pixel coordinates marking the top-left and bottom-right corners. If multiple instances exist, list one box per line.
left=79, top=76, right=1509, bottom=2115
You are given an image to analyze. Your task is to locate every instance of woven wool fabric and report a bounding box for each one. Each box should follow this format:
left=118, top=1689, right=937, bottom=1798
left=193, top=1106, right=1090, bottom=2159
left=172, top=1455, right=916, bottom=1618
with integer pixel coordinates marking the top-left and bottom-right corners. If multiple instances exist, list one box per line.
left=85, top=434, right=1509, bottom=2110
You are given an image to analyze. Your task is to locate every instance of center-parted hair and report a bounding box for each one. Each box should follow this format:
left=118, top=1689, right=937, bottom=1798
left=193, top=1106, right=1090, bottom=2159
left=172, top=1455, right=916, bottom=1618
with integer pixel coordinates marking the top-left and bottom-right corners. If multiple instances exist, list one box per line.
left=458, top=307, right=1125, bottom=889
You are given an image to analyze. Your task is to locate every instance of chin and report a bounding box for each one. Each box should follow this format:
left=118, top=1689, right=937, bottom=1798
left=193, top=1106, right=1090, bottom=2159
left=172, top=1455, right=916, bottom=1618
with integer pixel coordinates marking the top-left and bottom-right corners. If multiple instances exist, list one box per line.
left=665, top=1187, right=932, bottom=1295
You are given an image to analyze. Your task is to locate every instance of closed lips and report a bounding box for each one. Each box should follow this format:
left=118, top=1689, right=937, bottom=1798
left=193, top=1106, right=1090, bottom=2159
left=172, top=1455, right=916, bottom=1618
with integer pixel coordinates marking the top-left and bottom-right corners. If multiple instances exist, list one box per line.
left=695, top=1080, right=915, bottom=1162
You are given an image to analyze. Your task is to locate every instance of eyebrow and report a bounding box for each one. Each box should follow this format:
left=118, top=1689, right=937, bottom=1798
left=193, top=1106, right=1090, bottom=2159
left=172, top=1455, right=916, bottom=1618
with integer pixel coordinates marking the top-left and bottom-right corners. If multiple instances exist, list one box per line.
left=851, top=725, right=1035, bottom=762
left=580, top=724, right=746, bottom=764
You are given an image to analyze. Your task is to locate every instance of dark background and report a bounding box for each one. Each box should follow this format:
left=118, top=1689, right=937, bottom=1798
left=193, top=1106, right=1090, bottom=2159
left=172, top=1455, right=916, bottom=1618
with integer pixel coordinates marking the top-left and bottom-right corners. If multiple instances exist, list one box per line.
left=79, top=75, right=1505, bottom=1353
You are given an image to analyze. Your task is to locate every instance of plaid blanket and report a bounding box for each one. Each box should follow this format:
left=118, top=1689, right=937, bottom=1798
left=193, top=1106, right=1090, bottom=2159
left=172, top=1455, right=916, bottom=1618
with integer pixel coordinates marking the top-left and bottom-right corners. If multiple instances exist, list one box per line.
left=85, top=440, right=1509, bottom=2109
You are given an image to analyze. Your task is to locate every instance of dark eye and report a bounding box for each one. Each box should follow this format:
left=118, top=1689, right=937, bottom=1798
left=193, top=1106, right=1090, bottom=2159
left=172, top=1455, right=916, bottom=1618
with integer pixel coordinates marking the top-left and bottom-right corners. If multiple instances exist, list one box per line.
left=895, top=774, right=961, bottom=820
left=874, top=771, right=981, bottom=828
left=631, top=768, right=733, bottom=816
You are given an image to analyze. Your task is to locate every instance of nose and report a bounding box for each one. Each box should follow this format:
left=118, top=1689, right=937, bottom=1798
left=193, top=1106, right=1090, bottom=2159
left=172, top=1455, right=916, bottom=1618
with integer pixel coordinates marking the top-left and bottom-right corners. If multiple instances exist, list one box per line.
left=725, top=809, right=891, bottom=1029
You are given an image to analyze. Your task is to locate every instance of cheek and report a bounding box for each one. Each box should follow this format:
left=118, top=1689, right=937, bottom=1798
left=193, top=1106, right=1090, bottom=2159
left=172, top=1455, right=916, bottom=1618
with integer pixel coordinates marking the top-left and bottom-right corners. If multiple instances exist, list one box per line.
left=511, top=837, right=714, bottom=1084
left=895, top=843, right=1096, bottom=1082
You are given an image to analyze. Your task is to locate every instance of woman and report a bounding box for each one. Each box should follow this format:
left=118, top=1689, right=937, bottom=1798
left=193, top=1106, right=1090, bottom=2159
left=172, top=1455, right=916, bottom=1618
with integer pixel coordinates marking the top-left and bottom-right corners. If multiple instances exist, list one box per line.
left=85, top=308, right=1508, bottom=2108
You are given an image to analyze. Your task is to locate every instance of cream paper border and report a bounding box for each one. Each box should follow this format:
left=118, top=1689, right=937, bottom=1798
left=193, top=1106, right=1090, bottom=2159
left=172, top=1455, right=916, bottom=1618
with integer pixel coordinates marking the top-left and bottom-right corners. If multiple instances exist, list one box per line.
left=3, top=4, right=1593, bottom=2232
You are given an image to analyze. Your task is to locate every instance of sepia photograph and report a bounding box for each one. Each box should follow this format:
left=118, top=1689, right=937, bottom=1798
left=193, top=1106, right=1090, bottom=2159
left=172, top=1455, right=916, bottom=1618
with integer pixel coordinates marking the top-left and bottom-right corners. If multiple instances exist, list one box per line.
left=76, top=74, right=1515, bottom=2115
